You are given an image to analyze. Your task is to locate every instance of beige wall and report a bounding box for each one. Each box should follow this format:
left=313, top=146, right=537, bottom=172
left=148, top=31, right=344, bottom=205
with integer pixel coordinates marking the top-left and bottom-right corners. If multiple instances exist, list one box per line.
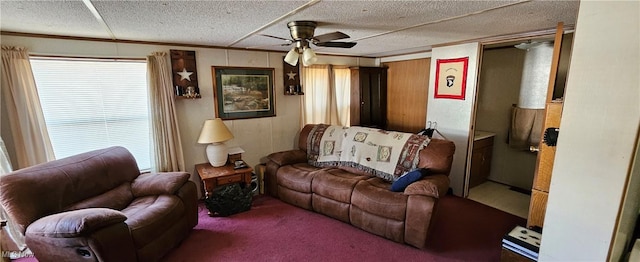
left=540, top=1, right=640, bottom=260
left=426, top=42, right=481, bottom=196
left=0, top=35, right=376, bottom=197
left=476, top=47, right=537, bottom=190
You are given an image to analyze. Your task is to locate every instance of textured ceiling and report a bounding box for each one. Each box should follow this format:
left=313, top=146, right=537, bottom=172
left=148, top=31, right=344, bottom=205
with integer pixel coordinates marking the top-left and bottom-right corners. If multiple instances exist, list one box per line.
left=0, top=0, right=580, bottom=57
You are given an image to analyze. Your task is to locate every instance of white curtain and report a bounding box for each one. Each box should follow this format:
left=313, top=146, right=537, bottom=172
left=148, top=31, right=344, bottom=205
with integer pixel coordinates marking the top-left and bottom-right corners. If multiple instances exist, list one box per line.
left=333, top=66, right=351, bottom=126
left=302, top=65, right=331, bottom=125
left=302, top=65, right=350, bottom=126
left=0, top=46, right=50, bottom=257
left=0, top=46, right=55, bottom=169
left=147, top=52, right=185, bottom=172
left=0, top=137, right=30, bottom=256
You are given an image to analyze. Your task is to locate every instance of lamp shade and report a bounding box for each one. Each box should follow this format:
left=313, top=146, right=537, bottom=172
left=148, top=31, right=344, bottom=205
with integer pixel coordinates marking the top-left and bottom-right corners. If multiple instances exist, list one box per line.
left=302, top=47, right=317, bottom=66
left=284, top=47, right=299, bottom=66
left=198, top=119, right=233, bottom=167
left=197, top=118, right=233, bottom=144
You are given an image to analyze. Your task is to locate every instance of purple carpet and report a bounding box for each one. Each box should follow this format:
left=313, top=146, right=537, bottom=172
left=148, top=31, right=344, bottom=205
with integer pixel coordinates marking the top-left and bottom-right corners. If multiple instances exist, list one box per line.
left=162, top=195, right=524, bottom=262
left=16, top=195, right=524, bottom=261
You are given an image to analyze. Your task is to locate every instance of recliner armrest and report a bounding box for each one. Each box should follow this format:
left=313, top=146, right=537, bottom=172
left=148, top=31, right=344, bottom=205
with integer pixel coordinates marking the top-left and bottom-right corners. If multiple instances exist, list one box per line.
left=266, top=149, right=307, bottom=166
left=131, top=172, right=190, bottom=197
left=403, top=174, right=449, bottom=198
left=26, top=208, right=126, bottom=238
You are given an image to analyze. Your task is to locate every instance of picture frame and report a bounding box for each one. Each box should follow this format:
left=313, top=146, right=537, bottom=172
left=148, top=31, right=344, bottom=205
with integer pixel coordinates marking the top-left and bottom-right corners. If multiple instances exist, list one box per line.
left=212, top=66, right=275, bottom=120
left=434, top=57, right=469, bottom=100
left=170, top=50, right=200, bottom=98
left=282, top=57, right=303, bottom=95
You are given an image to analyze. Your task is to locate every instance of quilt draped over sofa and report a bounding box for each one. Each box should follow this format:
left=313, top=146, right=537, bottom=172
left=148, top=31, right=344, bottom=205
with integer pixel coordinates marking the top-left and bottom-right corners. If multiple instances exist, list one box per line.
left=307, top=125, right=430, bottom=182
left=265, top=124, right=455, bottom=248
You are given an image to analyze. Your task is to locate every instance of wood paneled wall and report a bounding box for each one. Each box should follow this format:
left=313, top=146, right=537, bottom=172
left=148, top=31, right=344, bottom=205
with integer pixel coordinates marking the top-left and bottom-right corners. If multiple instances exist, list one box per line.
left=383, top=58, right=430, bottom=133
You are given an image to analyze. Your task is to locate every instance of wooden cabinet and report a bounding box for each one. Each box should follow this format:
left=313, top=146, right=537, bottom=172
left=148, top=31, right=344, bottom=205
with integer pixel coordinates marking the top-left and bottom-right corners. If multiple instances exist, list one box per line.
left=469, top=135, right=494, bottom=188
left=350, top=67, right=388, bottom=129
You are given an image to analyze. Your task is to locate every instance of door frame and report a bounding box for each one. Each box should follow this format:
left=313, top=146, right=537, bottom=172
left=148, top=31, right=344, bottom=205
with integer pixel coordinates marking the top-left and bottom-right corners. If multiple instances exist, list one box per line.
left=463, top=23, right=569, bottom=197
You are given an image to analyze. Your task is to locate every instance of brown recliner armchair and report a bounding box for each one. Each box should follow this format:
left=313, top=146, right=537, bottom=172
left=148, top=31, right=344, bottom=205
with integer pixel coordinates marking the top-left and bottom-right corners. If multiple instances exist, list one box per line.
left=0, top=146, right=198, bottom=262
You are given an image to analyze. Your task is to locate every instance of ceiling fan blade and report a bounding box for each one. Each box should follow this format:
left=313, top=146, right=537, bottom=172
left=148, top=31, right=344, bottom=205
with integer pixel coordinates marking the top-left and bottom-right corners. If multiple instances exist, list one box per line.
left=246, top=43, right=292, bottom=49
left=259, top=34, right=293, bottom=42
left=314, top=41, right=357, bottom=48
left=313, top=31, right=349, bottom=43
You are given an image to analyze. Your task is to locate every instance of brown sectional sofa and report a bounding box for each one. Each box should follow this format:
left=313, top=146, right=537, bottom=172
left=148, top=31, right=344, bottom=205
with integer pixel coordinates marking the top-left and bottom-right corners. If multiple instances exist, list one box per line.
left=265, top=124, right=455, bottom=248
left=0, top=146, right=198, bottom=262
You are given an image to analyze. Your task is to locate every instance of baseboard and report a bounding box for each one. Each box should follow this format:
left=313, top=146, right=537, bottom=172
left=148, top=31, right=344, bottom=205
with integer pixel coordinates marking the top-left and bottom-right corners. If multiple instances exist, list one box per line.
left=509, top=186, right=532, bottom=196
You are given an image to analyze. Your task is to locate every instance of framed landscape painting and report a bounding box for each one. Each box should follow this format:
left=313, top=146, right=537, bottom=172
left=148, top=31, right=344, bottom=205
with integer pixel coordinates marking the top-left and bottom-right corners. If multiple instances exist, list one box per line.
left=212, top=66, right=275, bottom=120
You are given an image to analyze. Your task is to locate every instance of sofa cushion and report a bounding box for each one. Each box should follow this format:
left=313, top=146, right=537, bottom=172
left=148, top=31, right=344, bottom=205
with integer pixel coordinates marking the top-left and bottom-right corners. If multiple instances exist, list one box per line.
left=278, top=186, right=313, bottom=210
left=390, top=169, right=429, bottom=192
left=417, top=139, right=456, bottom=174
left=311, top=168, right=368, bottom=203
left=312, top=195, right=351, bottom=223
left=404, top=174, right=449, bottom=198
left=64, top=183, right=133, bottom=211
left=121, top=195, right=185, bottom=248
left=351, top=178, right=408, bottom=221
left=267, top=149, right=307, bottom=166
left=131, top=172, right=190, bottom=197
left=276, top=163, right=321, bottom=193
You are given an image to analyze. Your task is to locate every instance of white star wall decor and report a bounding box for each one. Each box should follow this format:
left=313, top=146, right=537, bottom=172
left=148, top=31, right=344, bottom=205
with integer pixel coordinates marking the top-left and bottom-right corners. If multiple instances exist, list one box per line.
left=282, top=58, right=302, bottom=95
left=170, top=49, right=200, bottom=98
left=178, top=68, right=193, bottom=81
left=287, top=71, right=297, bottom=80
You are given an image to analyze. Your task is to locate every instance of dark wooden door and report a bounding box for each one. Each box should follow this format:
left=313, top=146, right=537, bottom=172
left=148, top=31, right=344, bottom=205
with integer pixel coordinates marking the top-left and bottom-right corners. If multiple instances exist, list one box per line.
left=351, top=67, right=387, bottom=128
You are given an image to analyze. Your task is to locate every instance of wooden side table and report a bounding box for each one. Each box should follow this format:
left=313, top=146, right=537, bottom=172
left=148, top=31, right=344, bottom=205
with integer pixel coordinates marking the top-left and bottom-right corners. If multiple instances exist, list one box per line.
left=195, top=162, right=253, bottom=198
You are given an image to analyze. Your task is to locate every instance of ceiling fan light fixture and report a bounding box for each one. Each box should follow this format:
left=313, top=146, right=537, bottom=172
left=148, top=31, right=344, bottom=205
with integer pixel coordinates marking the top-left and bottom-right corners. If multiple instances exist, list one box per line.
left=284, top=47, right=299, bottom=66
left=302, top=47, right=317, bottom=66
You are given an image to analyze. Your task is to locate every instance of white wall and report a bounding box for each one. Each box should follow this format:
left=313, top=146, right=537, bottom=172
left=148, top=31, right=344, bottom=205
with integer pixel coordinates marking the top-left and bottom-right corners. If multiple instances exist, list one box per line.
left=426, top=42, right=481, bottom=196
left=379, top=52, right=431, bottom=63
left=611, top=139, right=640, bottom=261
left=540, top=1, right=640, bottom=260
left=0, top=35, right=376, bottom=197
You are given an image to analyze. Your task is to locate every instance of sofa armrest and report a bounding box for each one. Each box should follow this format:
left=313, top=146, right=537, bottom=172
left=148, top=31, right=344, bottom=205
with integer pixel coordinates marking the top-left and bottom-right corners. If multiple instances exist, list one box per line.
left=175, top=180, right=198, bottom=228
left=266, top=149, right=307, bottom=166
left=131, top=172, right=190, bottom=197
left=26, top=208, right=127, bottom=238
left=403, top=174, right=449, bottom=198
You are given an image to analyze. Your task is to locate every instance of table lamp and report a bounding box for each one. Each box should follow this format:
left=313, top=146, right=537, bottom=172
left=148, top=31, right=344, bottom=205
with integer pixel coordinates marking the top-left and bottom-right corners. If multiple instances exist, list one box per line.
left=197, top=118, right=234, bottom=167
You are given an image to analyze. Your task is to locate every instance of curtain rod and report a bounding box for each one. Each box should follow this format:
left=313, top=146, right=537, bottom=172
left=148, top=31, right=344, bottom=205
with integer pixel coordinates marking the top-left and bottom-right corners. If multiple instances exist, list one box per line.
left=30, top=54, right=146, bottom=62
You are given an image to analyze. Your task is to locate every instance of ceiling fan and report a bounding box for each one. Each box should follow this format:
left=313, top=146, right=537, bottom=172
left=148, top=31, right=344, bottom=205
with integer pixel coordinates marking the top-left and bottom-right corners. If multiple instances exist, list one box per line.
left=261, top=21, right=357, bottom=66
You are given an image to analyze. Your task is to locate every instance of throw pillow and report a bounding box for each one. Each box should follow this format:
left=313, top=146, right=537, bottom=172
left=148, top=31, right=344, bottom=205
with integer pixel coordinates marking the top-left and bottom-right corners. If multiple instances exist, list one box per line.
left=390, top=168, right=429, bottom=192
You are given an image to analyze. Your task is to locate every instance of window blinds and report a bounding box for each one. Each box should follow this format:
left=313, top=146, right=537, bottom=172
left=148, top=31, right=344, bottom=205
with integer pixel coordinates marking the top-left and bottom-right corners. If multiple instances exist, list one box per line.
left=30, top=58, right=151, bottom=170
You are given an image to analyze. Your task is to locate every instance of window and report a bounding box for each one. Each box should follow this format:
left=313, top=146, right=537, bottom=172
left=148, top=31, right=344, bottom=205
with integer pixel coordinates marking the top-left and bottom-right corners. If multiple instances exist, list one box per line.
left=333, top=67, right=351, bottom=125
left=30, top=58, right=151, bottom=170
left=302, top=65, right=351, bottom=126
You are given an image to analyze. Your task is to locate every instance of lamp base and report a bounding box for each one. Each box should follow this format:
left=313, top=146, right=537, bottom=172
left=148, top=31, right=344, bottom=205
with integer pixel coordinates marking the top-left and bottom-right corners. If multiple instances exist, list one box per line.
left=206, top=142, right=228, bottom=167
